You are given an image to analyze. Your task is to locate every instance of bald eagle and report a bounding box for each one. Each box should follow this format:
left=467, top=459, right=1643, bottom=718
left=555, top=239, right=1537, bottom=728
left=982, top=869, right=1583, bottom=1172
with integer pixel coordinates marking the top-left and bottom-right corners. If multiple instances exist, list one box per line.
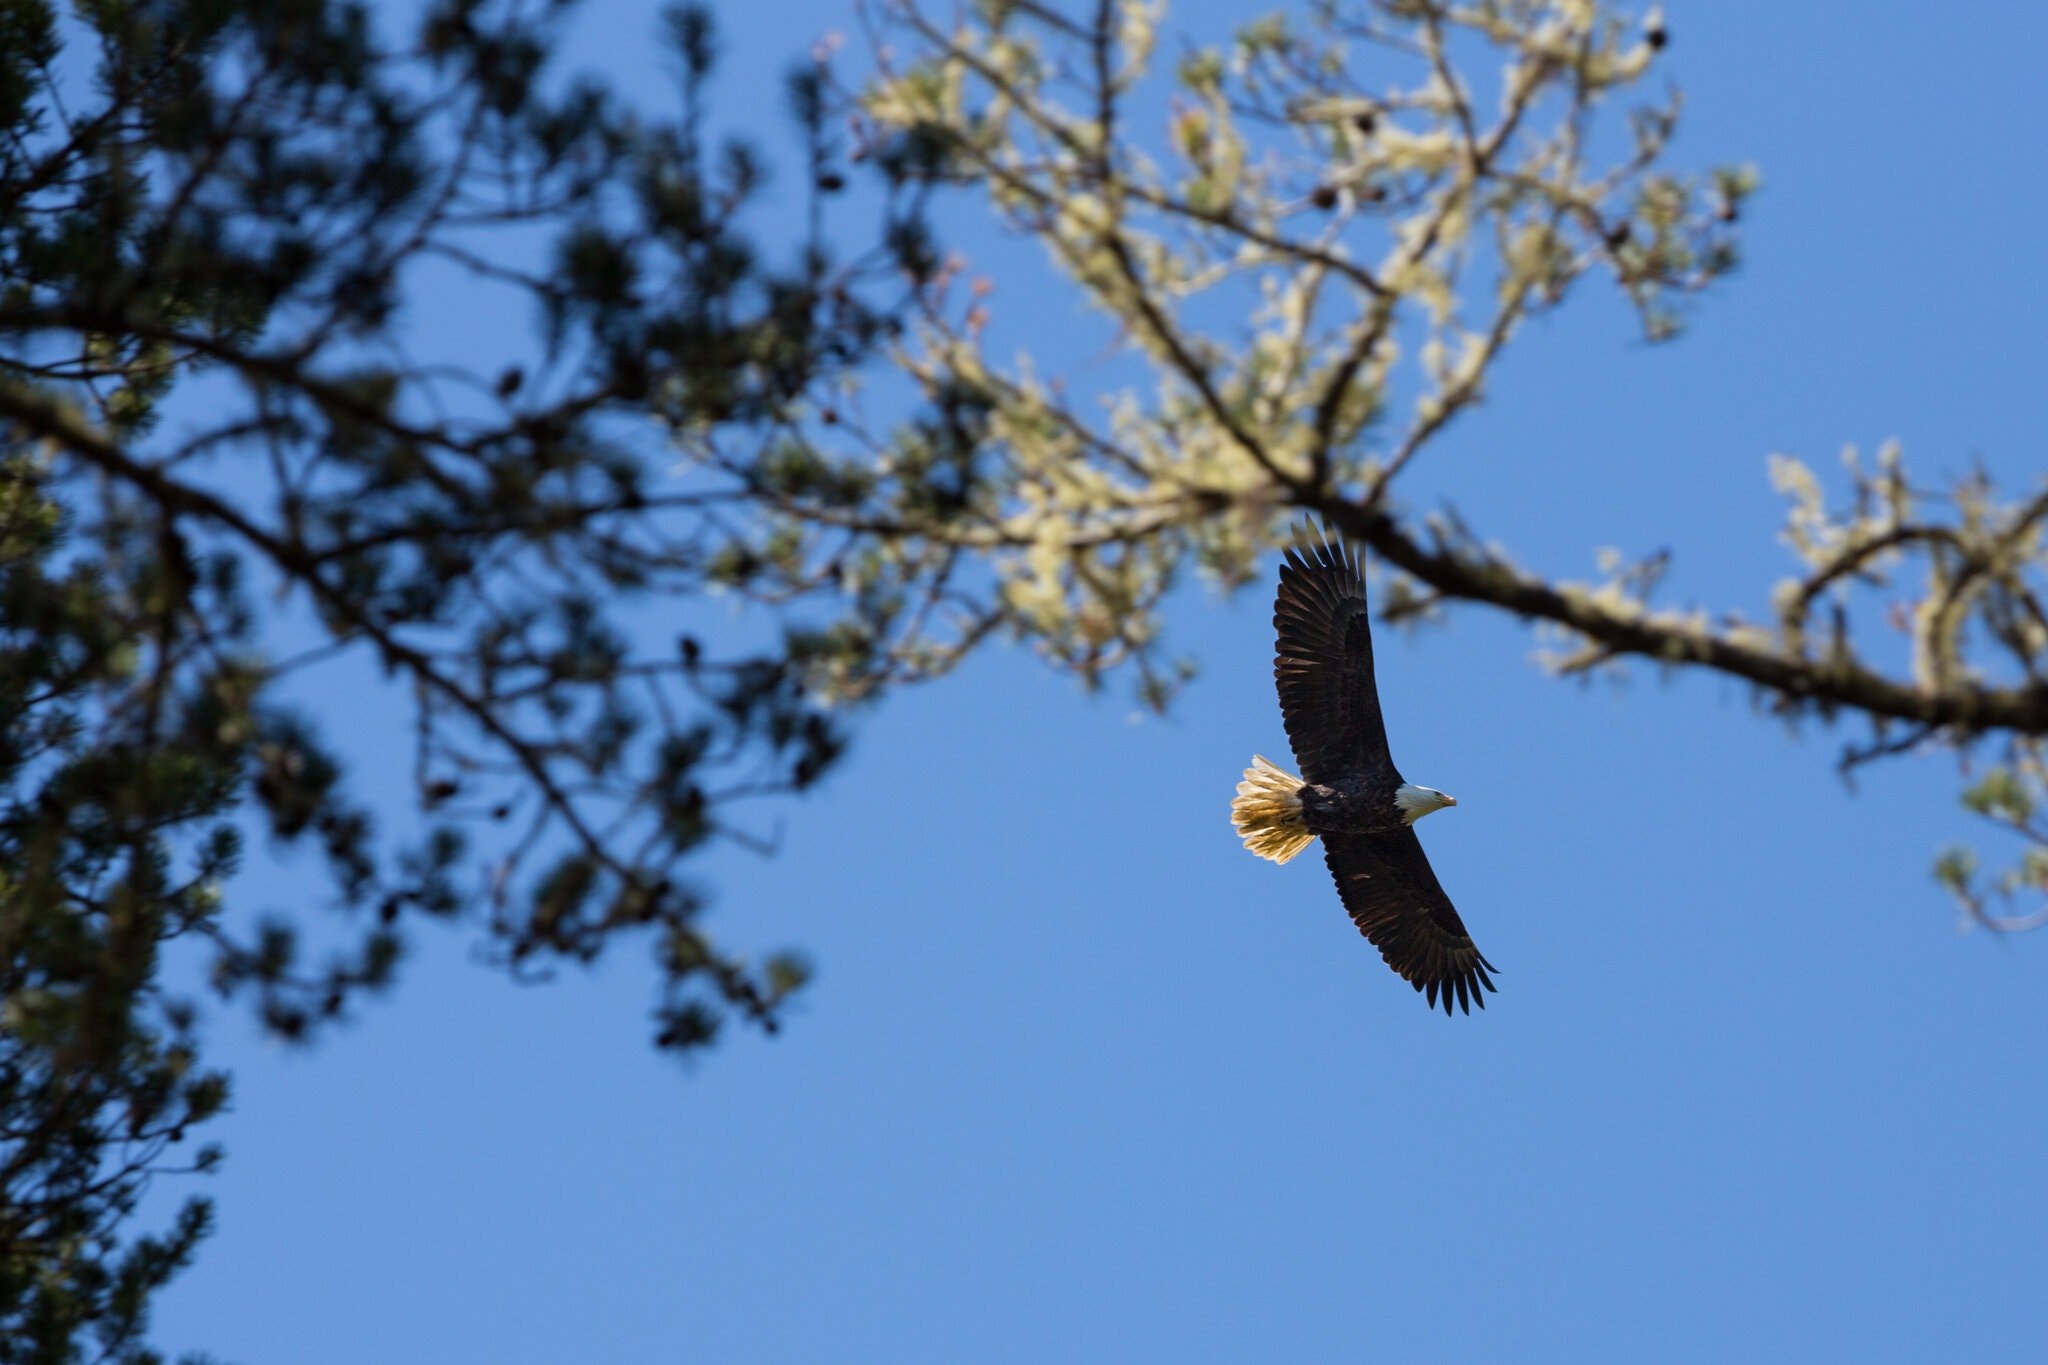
left=1231, top=527, right=1498, bottom=1014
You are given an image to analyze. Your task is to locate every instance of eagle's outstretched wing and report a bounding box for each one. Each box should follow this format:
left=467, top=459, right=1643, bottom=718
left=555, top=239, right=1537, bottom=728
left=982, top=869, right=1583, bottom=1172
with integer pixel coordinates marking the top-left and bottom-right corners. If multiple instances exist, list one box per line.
left=1323, top=827, right=1498, bottom=1015
left=1273, top=530, right=1392, bottom=787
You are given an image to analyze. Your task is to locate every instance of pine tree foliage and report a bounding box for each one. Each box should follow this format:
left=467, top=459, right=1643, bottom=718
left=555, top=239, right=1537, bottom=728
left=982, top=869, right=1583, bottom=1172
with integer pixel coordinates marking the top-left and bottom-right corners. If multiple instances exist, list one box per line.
left=0, top=0, right=935, bottom=1354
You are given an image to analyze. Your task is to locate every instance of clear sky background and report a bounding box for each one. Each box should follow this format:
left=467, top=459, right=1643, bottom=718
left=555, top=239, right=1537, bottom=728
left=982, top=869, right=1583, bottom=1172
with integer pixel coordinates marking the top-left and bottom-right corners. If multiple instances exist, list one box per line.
left=150, top=3, right=2048, bottom=1361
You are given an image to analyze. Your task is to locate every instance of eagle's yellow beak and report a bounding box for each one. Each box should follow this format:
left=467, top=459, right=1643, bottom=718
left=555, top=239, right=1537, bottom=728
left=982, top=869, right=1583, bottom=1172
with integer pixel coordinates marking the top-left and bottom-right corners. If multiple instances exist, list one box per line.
left=1443, top=794, right=1458, bottom=807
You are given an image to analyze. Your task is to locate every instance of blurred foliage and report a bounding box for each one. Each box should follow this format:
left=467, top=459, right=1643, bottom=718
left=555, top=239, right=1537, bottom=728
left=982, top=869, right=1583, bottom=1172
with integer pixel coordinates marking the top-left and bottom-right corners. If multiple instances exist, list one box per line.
left=0, top=0, right=934, bottom=1355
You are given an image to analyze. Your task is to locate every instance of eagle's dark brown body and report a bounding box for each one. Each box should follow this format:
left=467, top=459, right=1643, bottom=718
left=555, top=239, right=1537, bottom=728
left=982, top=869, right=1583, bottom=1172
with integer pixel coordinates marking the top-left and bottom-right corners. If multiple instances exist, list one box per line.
left=1297, top=778, right=1410, bottom=837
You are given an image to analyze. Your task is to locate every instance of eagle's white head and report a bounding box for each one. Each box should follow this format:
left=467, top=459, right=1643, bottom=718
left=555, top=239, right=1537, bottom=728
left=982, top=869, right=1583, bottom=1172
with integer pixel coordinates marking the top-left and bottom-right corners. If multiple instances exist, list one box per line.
left=1395, top=783, right=1457, bottom=824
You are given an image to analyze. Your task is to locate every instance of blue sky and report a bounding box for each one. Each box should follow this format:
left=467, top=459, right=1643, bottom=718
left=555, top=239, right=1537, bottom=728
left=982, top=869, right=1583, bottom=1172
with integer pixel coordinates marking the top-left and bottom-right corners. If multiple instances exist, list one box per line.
left=149, top=3, right=2048, bottom=1361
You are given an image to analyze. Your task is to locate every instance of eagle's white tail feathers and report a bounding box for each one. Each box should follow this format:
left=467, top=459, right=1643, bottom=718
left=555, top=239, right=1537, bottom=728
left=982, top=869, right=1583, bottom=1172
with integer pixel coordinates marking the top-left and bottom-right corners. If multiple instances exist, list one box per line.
left=1232, top=755, right=1314, bottom=865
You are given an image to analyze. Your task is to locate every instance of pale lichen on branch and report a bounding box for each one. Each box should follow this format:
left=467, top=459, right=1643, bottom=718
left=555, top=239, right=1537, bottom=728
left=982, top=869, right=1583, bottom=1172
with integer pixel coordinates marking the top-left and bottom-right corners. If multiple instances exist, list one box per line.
left=710, top=0, right=2048, bottom=927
